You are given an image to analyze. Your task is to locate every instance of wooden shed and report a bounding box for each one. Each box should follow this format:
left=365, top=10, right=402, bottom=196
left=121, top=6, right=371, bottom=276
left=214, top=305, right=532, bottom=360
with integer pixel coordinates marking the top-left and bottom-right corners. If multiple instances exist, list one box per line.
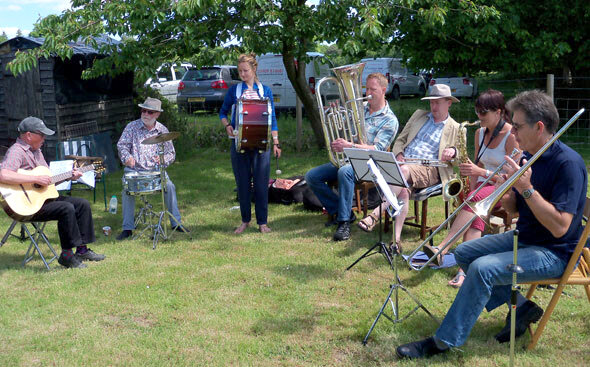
left=0, top=36, right=134, bottom=159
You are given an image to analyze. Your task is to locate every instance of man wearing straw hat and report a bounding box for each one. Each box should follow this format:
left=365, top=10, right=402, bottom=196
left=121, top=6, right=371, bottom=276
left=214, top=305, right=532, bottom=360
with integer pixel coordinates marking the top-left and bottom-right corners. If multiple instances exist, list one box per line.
left=396, top=90, right=587, bottom=359
left=358, top=84, right=462, bottom=250
left=116, top=97, right=188, bottom=240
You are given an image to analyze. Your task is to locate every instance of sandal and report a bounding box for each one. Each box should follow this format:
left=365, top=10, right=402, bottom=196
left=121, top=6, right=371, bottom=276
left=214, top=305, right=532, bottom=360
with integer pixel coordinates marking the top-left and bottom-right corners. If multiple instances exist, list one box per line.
left=234, top=222, right=249, bottom=234
left=259, top=224, right=271, bottom=233
left=423, top=244, right=444, bottom=266
left=357, top=213, right=378, bottom=232
left=448, top=270, right=466, bottom=288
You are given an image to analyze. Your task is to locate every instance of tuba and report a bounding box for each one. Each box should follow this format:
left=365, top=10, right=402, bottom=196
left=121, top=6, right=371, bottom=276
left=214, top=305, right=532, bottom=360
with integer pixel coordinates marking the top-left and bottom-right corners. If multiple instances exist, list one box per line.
left=316, top=63, right=368, bottom=167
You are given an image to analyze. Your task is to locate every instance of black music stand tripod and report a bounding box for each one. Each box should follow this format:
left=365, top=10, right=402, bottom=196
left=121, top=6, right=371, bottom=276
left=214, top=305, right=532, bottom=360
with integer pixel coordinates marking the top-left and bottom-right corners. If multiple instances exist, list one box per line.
left=344, top=148, right=407, bottom=270
left=343, top=149, right=439, bottom=344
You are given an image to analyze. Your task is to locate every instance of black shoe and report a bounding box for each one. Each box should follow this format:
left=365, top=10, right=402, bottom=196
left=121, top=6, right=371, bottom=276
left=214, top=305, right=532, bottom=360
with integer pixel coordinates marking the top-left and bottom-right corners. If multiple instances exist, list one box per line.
left=396, top=337, right=449, bottom=359
left=76, top=248, right=106, bottom=262
left=173, top=226, right=190, bottom=233
left=58, top=253, right=87, bottom=269
left=495, top=300, right=544, bottom=343
left=325, top=212, right=356, bottom=227
left=116, top=230, right=133, bottom=241
left=333, top=222, right=351, bottom=241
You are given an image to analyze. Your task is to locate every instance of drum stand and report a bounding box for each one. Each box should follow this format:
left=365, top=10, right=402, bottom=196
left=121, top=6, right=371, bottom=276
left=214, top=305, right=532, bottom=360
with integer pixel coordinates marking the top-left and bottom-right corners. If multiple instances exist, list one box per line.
left=132, top=142, right=189, bottom=249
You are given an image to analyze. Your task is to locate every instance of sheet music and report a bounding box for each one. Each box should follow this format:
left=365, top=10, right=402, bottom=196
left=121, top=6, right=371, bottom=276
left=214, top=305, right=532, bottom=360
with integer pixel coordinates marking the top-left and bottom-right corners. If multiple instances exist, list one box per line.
left=367, top=158, right=402, bottom=217
left=50, top=160, right=95, bottom=190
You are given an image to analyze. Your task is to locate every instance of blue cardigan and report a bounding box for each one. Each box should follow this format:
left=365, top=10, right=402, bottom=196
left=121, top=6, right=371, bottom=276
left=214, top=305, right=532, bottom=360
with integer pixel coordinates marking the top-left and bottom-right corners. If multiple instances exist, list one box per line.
left=219, top=82, right=278, bottom=131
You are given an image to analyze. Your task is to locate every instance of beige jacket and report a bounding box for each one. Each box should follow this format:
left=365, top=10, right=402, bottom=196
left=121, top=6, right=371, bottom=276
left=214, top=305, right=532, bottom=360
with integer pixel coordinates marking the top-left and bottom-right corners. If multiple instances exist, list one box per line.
left=392, top=109, right=463, bottom=201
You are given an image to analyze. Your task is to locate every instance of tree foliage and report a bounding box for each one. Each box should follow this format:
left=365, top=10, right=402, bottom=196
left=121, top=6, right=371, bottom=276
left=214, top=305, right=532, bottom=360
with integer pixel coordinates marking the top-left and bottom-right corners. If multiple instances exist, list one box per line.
left=8, top=0, right=498, bottom=146
left=392, top=0, right=590, bottom=76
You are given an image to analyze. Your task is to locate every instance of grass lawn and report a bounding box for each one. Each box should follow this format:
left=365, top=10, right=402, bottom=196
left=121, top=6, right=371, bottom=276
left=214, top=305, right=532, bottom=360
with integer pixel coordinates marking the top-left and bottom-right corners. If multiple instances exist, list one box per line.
left=1, top=144, right=589, bottom=366
left=1, top=99, right=589, bottom=366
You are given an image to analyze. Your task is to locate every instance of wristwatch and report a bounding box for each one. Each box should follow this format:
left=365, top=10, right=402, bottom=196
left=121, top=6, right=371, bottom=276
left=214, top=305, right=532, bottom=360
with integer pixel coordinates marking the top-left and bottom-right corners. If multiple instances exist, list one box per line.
left=522, top=187, right=535, bottom=199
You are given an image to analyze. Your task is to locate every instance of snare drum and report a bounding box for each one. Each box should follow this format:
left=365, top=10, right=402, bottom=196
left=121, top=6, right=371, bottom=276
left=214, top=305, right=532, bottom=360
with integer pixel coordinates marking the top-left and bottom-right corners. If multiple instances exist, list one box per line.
left=123, top=171, right=162, bottom=195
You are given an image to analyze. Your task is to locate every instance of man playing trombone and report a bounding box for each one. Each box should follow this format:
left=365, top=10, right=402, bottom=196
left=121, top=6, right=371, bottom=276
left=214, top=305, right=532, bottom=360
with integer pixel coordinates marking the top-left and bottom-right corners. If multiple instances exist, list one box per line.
left=358, top=84, right=462, bottom=249
left=396, top=90, right=587, bottom=359
left=305, top=72, right=398, bottom=241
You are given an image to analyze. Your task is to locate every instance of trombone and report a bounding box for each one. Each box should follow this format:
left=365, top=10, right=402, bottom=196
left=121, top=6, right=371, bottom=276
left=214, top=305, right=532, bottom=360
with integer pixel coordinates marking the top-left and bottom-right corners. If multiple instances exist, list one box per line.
left=407, top=108, right=585, bottom=270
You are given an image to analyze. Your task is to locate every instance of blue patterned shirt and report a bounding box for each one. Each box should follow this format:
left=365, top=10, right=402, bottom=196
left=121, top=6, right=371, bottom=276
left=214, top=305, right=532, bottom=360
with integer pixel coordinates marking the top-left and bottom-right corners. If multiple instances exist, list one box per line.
left=404, top=113, right=448, bottom=159
left=364, top=103, right=398, bottom=151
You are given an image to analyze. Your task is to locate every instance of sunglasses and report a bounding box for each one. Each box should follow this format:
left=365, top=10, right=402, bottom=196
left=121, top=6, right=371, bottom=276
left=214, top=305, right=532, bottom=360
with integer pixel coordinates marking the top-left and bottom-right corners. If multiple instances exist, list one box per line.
left=141, top=109, right=157, bottom=115
left=475, top=108, right=489, bottom=115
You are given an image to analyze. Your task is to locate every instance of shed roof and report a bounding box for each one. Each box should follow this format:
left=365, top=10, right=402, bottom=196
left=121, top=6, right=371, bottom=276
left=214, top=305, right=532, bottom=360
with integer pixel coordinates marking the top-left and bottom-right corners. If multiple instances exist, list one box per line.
left=0, top=35, right=120, bottom=55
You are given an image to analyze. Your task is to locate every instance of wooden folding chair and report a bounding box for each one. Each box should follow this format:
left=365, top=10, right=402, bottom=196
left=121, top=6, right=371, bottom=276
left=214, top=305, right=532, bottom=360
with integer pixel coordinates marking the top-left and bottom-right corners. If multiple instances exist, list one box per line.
left=520, top=196, right=590, bottom=350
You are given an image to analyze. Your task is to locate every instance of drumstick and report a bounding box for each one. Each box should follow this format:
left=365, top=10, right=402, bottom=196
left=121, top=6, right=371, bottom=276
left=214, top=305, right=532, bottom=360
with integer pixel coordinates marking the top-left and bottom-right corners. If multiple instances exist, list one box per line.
left=275, top=153, right=281, bottom=176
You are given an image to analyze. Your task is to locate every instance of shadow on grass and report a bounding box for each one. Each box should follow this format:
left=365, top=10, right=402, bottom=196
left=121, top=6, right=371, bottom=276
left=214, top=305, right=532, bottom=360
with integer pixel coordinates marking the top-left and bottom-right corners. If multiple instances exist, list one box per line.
left=250, top=314, right=317, bottom=336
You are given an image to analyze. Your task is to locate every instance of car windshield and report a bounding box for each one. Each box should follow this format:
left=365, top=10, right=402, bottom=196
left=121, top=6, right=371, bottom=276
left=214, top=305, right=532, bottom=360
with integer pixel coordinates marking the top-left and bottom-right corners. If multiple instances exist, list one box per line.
left=184, top=69, right=221, bottom=81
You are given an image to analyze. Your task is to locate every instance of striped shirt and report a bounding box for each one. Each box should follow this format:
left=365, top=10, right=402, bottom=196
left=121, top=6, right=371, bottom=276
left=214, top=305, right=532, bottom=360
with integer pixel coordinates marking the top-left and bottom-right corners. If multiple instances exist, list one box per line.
left=364, top=103, right=399, bottom=151
left=404, top=113, right=448, bottom=159
left=117, top=119, right=175, bottom=171
left=0, top=138, right=48, bottom=171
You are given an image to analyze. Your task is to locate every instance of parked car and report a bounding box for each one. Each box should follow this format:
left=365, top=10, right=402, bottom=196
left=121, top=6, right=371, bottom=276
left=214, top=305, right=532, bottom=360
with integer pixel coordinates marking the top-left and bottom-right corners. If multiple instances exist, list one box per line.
left=145, top=63, right=193, bottom=103
left=428, top=74, right=478, bottom=98
left=257, top=52, right=340, bottom=110
left=360, top=57, right=427, bottom=99
left=176, top=65, right=240, bottom=113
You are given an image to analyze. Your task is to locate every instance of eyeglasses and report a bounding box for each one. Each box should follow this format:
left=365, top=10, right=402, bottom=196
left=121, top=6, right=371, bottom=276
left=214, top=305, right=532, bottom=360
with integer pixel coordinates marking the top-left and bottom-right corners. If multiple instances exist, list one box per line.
left=141, top=109, right=157, bottom=115
left=512, top=122, right=527, bottom=131
left=475, top=108, right=489, bottom=115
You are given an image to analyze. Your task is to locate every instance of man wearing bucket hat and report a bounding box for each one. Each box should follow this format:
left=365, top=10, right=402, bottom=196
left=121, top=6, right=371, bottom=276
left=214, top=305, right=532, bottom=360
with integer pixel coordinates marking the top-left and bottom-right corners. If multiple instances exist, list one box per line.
left=0, top=117, right=105, bottom=268
left=116, top=97, right=187, bottom=240
left=357, top=84, right=463, bottom=250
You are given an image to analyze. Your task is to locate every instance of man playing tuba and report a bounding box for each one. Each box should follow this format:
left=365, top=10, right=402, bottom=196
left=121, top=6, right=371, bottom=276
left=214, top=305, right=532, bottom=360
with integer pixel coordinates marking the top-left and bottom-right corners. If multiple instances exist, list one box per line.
left=305, top=72, right=398, bottom=241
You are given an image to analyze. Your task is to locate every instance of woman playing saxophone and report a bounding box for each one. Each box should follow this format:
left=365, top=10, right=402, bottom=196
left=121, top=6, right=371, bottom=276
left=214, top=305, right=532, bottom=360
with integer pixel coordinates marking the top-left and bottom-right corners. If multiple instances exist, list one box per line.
left=424, top=89, right=520, bottom=287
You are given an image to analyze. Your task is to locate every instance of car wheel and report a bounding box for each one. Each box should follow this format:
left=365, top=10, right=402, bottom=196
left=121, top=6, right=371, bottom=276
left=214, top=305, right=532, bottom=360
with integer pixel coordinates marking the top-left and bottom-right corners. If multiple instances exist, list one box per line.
left=391, top=86, right=400, bottom=100
left=418, top=84, right=426, bottom=98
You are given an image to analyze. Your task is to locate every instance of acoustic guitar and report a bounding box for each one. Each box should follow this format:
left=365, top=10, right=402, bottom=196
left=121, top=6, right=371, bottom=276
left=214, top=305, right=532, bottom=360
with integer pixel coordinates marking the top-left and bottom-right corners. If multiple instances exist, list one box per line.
left=0, top=163, right=103, bottom=221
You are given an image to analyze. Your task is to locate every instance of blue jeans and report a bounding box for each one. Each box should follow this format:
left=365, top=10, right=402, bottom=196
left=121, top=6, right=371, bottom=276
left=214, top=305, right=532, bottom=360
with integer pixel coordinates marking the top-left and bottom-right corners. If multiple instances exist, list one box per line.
left=435, top=230, right=567, bottom=347
left=121, top=168, right=182, bottom=230
left=230, top=143, right=270, bottom=225
left=305, top=163, right=355, bottom=222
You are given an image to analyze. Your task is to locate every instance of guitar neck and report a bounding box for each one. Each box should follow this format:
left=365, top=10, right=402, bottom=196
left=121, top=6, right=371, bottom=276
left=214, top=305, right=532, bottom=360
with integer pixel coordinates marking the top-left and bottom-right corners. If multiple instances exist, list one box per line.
left=52, top=164, right=94, bottom=185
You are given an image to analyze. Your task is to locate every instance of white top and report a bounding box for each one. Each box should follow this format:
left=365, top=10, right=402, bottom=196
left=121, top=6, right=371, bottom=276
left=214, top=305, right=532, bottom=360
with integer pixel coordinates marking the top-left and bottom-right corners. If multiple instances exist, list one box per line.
left=476, top=127, right=510, bottom=183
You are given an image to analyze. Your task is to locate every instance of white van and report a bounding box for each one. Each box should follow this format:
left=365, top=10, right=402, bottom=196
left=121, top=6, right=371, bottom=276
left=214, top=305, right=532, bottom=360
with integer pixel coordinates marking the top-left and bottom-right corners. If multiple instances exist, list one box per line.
left=145, top=62, right=193, bottom=103
left=257, top=52, right=339, bottom=110
left=360, top=58, right=426, bottom=99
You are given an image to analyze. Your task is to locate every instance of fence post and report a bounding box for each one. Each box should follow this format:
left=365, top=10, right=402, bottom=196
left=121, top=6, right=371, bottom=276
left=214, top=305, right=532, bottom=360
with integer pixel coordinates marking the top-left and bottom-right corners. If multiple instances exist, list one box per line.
left=296, top=96, right=302, bottom=152
left=546, top=74, right=554, bottom=101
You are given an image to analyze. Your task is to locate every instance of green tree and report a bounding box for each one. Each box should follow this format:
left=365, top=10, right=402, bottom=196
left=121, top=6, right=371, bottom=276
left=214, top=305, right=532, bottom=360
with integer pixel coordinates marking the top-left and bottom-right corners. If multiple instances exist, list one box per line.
left=392, top=0, right=590, bottom=77
left=8, top=0, right=496, bottom=146
left=0, top=32, right=8, bottom=43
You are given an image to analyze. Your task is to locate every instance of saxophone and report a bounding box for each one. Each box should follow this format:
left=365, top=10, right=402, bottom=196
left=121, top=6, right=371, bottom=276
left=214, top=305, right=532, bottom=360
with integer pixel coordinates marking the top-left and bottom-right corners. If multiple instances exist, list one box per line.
left=454, top=120, right=481, bottom=203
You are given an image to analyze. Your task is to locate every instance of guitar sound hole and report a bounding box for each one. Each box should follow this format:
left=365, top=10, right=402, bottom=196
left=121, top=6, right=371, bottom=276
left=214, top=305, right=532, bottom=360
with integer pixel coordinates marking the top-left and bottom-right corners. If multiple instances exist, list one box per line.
left=33, top=184, right=42, bottom=189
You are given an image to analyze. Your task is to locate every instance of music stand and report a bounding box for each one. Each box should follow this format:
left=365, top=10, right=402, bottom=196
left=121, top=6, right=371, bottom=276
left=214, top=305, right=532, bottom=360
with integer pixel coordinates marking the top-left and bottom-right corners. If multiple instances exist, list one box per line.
left=343, top=148, right=406, bottom=270
left=344, top=148, right=439, bottom=344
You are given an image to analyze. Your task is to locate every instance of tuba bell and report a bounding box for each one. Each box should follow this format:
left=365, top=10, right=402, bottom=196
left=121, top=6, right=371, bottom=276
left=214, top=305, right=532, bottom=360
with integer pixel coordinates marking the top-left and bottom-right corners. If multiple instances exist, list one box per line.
left=315, top=63, right=369, bottom=167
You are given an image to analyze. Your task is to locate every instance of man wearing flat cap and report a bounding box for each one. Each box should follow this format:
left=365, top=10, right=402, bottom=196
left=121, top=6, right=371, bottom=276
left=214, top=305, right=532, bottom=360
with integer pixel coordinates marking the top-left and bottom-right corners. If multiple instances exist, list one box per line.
left=358, top=84, right=463, bottom=250
left=116, top=97, right=187, bottom=240
left=0, top=117, right=105, bottom=268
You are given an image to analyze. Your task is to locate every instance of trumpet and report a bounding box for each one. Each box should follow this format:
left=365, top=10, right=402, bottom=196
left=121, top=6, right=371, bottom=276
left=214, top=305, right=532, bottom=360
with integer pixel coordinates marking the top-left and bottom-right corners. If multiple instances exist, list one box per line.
left=407, top=107, right=585, bottom=270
